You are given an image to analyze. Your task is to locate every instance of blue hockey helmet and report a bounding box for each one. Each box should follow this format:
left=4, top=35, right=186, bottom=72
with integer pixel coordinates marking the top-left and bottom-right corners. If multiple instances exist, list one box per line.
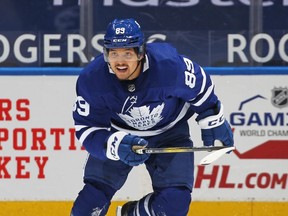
left=103, top=18, right=145, bottom=61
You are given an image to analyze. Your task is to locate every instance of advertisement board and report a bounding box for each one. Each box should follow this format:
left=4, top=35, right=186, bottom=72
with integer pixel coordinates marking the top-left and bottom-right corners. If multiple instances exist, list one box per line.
left=0, top=68, right=287, bottom=202
left=192, top=74, right=288, bottom=201
left=1, top=1, right=288, bottom=66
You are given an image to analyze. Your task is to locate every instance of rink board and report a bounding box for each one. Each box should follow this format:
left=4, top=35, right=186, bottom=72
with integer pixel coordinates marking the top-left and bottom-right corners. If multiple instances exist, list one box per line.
left=0, top=67, right=287, bottom=214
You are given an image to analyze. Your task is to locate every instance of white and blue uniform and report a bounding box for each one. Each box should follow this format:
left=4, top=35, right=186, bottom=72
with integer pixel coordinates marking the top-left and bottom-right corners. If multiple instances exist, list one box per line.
left=74, top=42, right=217, bottom=157
left=72, top=43, right=219, bottom=216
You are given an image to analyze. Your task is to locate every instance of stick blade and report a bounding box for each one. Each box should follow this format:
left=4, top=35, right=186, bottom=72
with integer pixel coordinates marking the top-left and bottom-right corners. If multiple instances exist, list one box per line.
left=199, top=146, right=235, bottom=165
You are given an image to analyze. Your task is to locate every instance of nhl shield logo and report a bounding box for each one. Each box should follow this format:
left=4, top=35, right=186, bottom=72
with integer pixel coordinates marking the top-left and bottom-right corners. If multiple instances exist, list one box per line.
left=271, top=87, right=288, bottom=108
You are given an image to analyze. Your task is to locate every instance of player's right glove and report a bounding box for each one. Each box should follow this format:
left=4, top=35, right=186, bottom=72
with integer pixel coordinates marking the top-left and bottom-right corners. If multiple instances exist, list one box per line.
left=196, top=101, right=234, bottom=147
left=106, top=131, right=149, bottom=166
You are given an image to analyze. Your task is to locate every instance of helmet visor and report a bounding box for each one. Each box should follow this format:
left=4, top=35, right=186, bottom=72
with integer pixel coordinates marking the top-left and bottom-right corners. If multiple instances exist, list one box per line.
left=106, top=48, right=140, bottom=62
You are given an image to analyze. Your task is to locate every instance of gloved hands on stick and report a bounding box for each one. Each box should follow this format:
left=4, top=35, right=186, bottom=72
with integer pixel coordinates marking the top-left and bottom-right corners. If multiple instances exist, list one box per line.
left=106, top=131, right=149, bottom=166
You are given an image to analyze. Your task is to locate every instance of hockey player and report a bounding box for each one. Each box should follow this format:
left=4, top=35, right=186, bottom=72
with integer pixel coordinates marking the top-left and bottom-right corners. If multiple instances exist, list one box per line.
left=71, top=18, right=234, bottom=216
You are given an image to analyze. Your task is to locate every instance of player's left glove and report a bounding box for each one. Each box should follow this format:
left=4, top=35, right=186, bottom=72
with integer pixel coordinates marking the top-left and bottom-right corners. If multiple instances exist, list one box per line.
left=196, top=101, right=234, bottom=147
left=106, top=131, right=149, bottom=166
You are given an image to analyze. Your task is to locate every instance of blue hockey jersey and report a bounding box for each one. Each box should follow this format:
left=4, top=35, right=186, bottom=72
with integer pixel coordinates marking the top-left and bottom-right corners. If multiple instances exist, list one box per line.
left=73, top=43, right=218, bottom=158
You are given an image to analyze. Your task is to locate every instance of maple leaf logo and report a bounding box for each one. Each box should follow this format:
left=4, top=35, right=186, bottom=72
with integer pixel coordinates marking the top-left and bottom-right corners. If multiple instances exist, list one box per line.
left=118, top=103, right=164, bottom=130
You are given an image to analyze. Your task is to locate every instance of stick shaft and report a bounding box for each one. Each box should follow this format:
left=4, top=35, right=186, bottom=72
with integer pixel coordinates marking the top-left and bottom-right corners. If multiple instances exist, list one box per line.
left=134, top=146, right=228, bottom=154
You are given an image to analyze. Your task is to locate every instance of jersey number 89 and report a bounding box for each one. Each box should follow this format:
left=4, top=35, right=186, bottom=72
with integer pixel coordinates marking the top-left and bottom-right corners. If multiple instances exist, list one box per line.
left=115, top=27, right=125, bottom=35
left=183, top=57, right=196, bottom=89
left=73, top=96, right=90, bottom=116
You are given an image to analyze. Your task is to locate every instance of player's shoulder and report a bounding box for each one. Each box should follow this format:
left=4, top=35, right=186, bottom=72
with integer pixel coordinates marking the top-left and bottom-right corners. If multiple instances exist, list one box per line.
left=147, top=43, right=202, bottom=71
left=146, top=42, right=176, bottom=50
left=146, top=42, right=178, bottom=60
left=143, top=43, right=182, bottom=86
left=77, top=54, right=111, bottom=93
left=79, top=54, right=106, bottom=78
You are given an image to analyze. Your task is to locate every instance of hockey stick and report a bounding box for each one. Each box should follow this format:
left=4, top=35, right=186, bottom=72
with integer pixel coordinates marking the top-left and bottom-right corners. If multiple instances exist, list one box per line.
left=133, top=145, right=230, bottom=154
left=133, top=146, right=235, bottom=165
left=199, top=146, right=235, bottom=165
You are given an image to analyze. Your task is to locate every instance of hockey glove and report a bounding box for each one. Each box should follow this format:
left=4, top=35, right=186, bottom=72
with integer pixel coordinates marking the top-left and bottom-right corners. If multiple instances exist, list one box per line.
left=106, top=131, right=149, bottom=166
left=196, top=101, right=234, bottom=147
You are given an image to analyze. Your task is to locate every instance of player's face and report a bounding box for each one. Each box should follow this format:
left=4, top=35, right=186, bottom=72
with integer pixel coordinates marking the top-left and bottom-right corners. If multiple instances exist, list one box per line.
left=108, top=48, right=142, bottom=80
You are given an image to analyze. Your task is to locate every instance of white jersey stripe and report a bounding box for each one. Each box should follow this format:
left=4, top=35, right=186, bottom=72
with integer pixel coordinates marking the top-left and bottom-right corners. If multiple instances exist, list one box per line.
left=75, top=125, right=110, bottom=132
left=144, top=194, right=153, bottom=216
left=135, top=201, right=140, bottom=216
left=190, top=81, right=214, bottom=107
left=199, top=66, right=207, bottom=95
left=77, top=126, right=110, bottom=144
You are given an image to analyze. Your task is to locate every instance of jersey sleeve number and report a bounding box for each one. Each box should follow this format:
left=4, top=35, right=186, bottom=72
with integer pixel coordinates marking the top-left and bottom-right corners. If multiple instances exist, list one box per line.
left=73, top=96, right=90, bottom=116
left=183, top=57, right=196, bottom=89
